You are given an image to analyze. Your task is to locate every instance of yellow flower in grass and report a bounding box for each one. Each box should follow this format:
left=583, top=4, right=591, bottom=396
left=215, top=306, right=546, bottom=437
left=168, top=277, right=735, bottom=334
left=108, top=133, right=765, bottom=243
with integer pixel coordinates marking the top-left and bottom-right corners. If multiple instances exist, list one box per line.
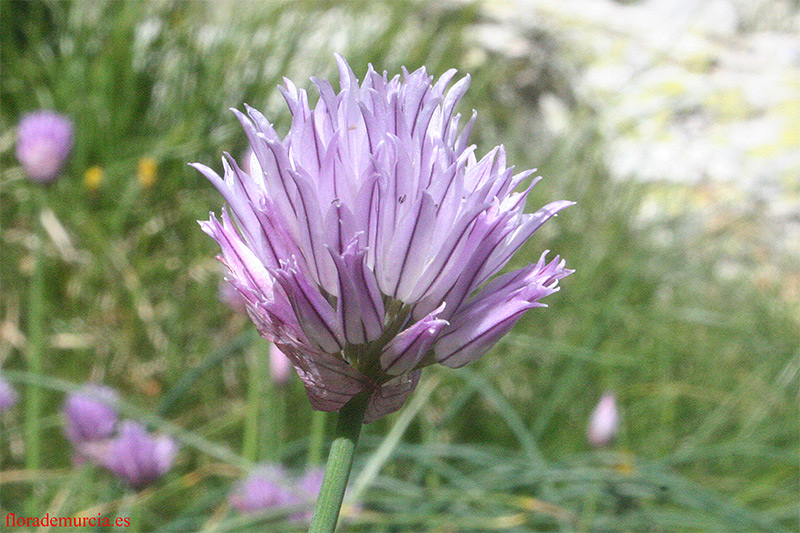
left=84, top=165, right=104, bottom=190
left=137, top=157, right=158, bottom=188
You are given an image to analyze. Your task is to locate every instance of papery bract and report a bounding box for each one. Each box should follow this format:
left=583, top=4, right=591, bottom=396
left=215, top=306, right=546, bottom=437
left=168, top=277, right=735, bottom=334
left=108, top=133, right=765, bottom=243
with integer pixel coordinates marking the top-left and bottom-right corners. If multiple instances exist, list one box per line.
left=196, top=55, right=572, bottom=422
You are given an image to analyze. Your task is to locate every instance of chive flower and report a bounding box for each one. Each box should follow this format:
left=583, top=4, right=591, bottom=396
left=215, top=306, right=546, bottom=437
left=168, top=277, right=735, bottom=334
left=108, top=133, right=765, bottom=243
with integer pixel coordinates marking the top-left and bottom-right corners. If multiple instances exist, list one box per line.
left=229, top=465, right=326, bottom=522
left=103, top=421, right=178, bottom=489
left=195, top=55, right=572, bottom=423
left=15, top=111, right=74, bottom=182
left=63, top=385, right=119, bottom=443
left=229, top=465, right=301, bottom=514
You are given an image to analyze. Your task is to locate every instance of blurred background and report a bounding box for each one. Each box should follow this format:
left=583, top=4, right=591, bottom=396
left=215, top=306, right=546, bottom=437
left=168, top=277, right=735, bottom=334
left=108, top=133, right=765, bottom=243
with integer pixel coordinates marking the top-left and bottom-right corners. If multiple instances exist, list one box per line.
left=1, top=0, right=798, bottom=530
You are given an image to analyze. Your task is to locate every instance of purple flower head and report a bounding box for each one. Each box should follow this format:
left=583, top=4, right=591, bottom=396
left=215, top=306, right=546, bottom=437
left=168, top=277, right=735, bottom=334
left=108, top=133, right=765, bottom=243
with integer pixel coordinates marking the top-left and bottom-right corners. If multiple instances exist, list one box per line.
left=63, top=384, right=119, bottom=443
left=588, top=393, right=619, bottom=448
left=229, top=465, right=300, bottom=514
left=16, top=111, right=74, bottom=182
left=103, top=421, right=178, bottom=490
left=0, top=376, right=18, bottom=412
left=195, top=55, right=573, bottom=422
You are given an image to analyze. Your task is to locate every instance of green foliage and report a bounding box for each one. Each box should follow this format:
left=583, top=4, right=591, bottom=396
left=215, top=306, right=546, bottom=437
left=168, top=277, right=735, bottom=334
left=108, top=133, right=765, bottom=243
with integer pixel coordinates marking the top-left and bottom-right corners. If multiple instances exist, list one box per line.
left=1, top=0, right=797, bottom=530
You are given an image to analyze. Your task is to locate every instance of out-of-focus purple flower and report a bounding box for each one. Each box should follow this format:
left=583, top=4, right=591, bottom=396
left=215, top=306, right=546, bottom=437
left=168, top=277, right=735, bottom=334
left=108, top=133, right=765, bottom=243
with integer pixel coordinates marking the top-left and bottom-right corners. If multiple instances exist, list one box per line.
left=71, top=439, right=113, bottom=467
left=103, top=421, right=178, bottom=489
left=229, top=465, right=326, bottom=523
left=0, top=376, right=18, bottom=412
left=270, top=343, right=292, bottom=385
left=195, top=55, right=572, bottom=422
left=63, top=385, right=118, bottom=443
left=297, top=468, right=325, bottom=499
left=219, top=277, right=249, bottom=314
left=15, top=111, right=74, bottom=182
left=229, top=465, right=300, bottom=513
left=588, top=393, right=619, bottom=448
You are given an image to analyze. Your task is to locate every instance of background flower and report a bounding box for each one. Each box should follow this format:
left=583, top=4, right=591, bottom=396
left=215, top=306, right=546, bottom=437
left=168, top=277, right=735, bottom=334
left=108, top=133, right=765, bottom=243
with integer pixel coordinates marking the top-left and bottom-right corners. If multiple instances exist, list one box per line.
left=0, top=376, right=18, bottom=412
left=15, top=111, right=74, bottom=182
left=228, top=465, right=299, bottom=514
left=102, top=421, right=178, bottom=490
left=588, top=393, right=619, bottom=448
left=63, top=385, right=119, bottom=444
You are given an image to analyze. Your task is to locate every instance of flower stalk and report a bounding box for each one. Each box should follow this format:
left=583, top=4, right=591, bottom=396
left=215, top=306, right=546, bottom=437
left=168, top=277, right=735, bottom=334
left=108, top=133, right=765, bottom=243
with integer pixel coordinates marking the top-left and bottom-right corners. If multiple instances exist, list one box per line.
left=309, top=391, right=369, bottom=532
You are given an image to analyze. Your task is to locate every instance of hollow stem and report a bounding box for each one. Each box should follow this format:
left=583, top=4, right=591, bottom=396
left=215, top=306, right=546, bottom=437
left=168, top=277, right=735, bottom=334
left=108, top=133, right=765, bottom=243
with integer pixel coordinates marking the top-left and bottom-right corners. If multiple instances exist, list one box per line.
left=309, top=391, right=369, bottom=532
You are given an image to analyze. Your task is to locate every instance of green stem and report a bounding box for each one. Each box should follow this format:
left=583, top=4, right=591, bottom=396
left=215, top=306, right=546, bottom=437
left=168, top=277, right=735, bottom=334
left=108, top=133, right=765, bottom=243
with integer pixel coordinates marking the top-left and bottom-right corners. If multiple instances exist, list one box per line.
left=23, top=193, right=48, bottom=517
left=25, top=214, right=46, bottom=473
left=309, top=391, right=369, bottom=533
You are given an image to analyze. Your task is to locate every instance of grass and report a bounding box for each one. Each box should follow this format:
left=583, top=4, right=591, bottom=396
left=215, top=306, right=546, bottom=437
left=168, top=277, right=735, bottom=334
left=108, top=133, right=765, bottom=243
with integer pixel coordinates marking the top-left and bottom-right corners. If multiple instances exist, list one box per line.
left=1, top=0, right=798, bottom=530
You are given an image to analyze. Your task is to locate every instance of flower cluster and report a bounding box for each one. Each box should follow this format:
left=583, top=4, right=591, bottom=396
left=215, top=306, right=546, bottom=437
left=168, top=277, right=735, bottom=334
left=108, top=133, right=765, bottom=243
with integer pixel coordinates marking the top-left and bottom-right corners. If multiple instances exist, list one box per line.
left=197, top=55, right=572, bottom=422
left=62, top=385, right=178, bottom=489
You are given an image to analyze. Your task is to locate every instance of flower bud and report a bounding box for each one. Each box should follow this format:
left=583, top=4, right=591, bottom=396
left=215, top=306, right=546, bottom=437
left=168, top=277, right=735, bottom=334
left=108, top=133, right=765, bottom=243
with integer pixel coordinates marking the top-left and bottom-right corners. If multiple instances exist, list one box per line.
left=270, top=343, right=292, bottom=385
left=587, top=393, right=619, bottom=448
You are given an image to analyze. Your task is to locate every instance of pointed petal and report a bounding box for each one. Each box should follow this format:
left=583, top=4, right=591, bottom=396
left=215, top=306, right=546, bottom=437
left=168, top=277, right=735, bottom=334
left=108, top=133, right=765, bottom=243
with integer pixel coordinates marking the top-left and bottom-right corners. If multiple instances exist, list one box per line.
left=330, top=245, right=385, bottom=344
left=435, top=299, right=534, bottom=369
left=199, top=209, right=275, bottom=305
left=274, top=266, right=343, bottom=354
left=475, top=200, right=575, bottom=287
left=434, top=254, right=572, bottom=368
left=381, top=304, right=448, bottom=375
